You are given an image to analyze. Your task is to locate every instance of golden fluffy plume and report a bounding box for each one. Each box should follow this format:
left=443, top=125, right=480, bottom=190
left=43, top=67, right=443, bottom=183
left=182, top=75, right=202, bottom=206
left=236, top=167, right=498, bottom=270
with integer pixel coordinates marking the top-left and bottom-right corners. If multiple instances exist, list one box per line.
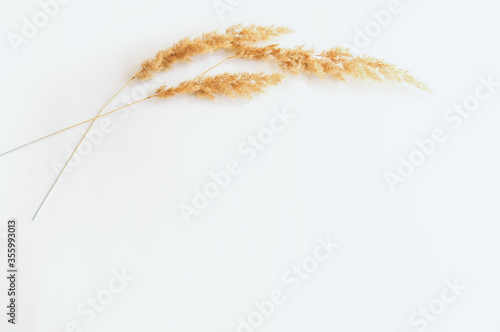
left=234, top=45, right=430, bottom=91
left=155, top=73, right=285, bottom=100
left=4, top=25, right=432, bottom=219
left=0, top=25, right=431, bottom=167
left=135, top=25, right=292, bottom=80
left=134, top=24, right=429, bottom=90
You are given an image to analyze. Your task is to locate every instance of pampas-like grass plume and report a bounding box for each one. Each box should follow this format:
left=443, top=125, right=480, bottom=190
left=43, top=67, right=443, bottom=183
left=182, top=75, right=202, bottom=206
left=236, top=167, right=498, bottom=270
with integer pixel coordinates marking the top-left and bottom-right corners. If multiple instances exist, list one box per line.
left=2, top=24, right=432, bottom=162
left=155, top=73, right=285, bottom=100
left=5, top=24, right=432, bottom=220
left=234, top=45, right=430, bottom=91
left=136, top=24, right=292, bottom=80
left=2, top=25, right=432, bottom=161
left=134, top=23, right=429, bottom=91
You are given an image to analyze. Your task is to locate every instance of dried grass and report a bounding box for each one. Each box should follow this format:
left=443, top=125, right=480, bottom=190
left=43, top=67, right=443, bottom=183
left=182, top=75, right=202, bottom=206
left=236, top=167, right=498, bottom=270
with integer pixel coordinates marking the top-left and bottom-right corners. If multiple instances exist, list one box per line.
left=1, top=25, right=431, bottom=163
left=135, top=24, right=292, bottom=80
left=234, top=45, right=430, bottom=91
left=155, top=73, right=285, bottom=100
left=135, top=24, right=429, bottom=91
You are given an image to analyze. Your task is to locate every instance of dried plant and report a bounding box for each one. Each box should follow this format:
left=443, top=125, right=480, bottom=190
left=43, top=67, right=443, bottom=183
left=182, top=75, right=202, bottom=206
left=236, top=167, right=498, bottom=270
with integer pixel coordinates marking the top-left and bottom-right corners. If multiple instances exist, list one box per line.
left=3, top=24, right=433, bottom=160
left=233, top=45, right=430, bottom=91
left=2, top=24, right=431, bottom=219
left=2, top=25, right=432, bottom=162
left=135, top=24, right=292, bottom=80
left=155, top=73, right=284, bottom=100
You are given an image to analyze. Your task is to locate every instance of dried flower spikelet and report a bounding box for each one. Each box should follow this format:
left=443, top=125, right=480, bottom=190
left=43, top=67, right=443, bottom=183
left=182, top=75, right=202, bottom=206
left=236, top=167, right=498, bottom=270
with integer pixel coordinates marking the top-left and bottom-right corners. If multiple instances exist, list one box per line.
left=136, top=25, right=292, bottom=80
left=235, top=45, right=430, bottom=91
left=155, top=72, right=285, bottom=100
left=234, top=45, right=345, bottom=81
left=320, top=47, right=431, bottom=91
left=226, top=24, right=293, bottom=44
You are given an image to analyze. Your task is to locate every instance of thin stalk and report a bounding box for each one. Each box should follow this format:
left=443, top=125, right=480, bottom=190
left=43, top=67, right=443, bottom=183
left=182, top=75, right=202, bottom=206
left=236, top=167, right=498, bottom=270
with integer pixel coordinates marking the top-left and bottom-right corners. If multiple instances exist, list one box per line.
left=32, top=76, right=136, bottom=220
left=31, top=56, right=235, bottom=220
left=30, top=96, right=153, bottom=220
left=1, top=77, right=135, bottom=159
left=3, top=57, right=236, bottom=159
left=2, top=97, right=152, bottom=160
left=193, top=56, right=234, bottom=80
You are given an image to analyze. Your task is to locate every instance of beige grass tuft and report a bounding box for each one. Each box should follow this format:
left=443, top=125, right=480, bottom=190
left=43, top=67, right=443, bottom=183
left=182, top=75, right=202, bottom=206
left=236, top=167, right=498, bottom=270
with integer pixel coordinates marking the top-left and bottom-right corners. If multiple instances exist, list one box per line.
left=155, top=72, right=285, bottom=100
left=0, top=25, right=431, bottom=166
left=135, top=24, right=292, bottom=80
left=134, top=24, right=429, bottom=91
left=234, top=45, right=430, bottom=91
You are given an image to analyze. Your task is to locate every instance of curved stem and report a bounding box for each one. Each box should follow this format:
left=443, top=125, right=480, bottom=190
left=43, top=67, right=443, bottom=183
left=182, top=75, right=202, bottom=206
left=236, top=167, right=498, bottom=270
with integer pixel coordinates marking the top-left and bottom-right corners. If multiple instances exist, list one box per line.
left=32, top=76, right=136, bottom=220
left=1, top=77, right=134, bottom=158
left=3, top=57, right=236, bottom=159
left=193, top=56, right=234, bottom=80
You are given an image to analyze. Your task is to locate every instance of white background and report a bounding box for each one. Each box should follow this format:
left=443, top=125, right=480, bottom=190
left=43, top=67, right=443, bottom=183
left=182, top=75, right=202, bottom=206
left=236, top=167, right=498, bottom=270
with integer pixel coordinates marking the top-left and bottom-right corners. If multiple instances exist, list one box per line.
left=0, top=0, right=499, bottom=331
